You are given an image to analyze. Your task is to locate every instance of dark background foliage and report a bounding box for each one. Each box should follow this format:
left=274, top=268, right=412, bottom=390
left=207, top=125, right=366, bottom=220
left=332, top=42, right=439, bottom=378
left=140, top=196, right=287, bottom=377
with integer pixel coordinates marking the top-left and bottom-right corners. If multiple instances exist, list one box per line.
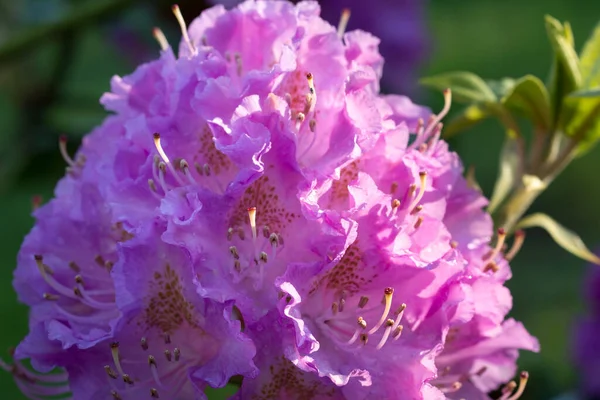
left=0, top=0, right=598, bottom=398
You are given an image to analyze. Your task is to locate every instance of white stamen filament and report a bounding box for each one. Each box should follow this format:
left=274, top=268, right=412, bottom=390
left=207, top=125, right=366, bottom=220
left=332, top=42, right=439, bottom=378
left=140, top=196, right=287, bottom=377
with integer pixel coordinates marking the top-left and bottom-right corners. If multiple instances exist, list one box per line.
left=337, top=8, right=351, bottom=38
left=180, top=159, right=197, bottom=184
left=502, top=372, right=529, bottom=400
left=375, top=319, right=395, bottom=350
left=153, top=133, right=185, bottom=185
left=74, top=281, right=115, bottom=310
left=172, top=5, right=195, bottom=54
left=148, top=356, right=165, bottom=388
left=34, top=256, right=77, bottom=299
left=409, top=172, right=427, bottom=212
left=152, top=27, right=169, bottom=51
left=422, top=89, right=452, bottom=139
left=484, top=228, right=506, bottom=263
left=110, top=343, right=125, bottom=376
left=58, top=136, right=76, bottom=167
left=158, top=162, right=170, bottom=193
left=367, top=288, right=393, bottom=335
left=247, top=207, right=257, bottom=241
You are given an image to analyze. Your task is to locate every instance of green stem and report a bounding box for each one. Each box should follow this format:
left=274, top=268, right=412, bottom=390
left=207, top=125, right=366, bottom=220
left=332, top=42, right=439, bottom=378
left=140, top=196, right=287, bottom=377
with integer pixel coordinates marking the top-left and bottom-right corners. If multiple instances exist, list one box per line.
left=0, top=0, right=138, bottom=64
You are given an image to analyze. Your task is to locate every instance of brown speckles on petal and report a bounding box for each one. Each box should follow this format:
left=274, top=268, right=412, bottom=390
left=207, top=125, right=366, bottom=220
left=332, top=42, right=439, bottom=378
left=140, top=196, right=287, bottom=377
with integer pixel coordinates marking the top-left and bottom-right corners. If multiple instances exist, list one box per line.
left=196, top=125, right=232, bottom=175
left=330, top=161, right=359, bottom=206
left=229, top=175, right=298, bottom=234
left=141, top=264, right=199, bottom=334
left=253, top=357, right=337, bottom=399
left=310, top=241, right=376, bottom=297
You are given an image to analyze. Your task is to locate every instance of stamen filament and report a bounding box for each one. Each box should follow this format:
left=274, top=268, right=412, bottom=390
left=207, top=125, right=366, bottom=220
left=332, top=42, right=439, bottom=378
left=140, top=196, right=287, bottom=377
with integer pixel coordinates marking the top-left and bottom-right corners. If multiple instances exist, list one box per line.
left=247, top=207, right=257, bottom=241
left=172, top=5, right=195, bottom=54
left=505, top=230, right=525, bottom=261
left=409, top=172, right=427, bottom=212
left=337, top=8, right=351, bottom=38
left=367, top=288, right=393, bottom=335
left=58, top=135, right=76, bottom=167
left=152, top=27, right=169, bottom=51
left=110, top=342, right=125, bottom=376
left=484, top=228, right=506, bottom=263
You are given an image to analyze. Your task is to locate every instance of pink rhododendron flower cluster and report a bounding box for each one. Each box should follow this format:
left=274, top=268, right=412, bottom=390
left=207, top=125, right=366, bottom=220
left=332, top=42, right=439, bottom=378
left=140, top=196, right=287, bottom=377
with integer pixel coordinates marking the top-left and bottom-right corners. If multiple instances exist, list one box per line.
left=5, top=1, right=538, bottom=399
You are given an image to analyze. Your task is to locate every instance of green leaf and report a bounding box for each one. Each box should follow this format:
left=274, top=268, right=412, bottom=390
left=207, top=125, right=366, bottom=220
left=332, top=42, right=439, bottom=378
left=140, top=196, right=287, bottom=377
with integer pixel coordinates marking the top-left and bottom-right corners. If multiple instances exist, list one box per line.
left=568, top=87, right=600, bottom=98
left=545, top=15, right=582, bottom=89
left=488, top=137, right=521, bottom=213
left=516, top=213, right=600, bottom=264
left=420, top=71, right=497, bottom=103
left=502, top=75, right=552, bottom=131
left=561, top=95, right=600, bottom=150
left=580, top=21, right=600, bottom=88
left=545, top=15, right=582, bottom=127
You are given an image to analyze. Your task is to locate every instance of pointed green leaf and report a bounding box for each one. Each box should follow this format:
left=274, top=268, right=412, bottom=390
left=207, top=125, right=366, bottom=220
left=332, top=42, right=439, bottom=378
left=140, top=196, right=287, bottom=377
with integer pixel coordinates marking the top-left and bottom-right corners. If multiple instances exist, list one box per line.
left=502, top=75, right=552, bottom=131
left=546, top=16, right=582, bottom=128
left=545, top=15, right=582, bottom=89
left=516, top=213, right=600, bottom=264
left=488, top=137, right=521, bottom=213
left=420, top=72, right=496, bottom=103
left=580, top=21, right=600, bottom=88
left=568, top=87, right=600, bottom=98
left=561, top=95, right=600, bottom=151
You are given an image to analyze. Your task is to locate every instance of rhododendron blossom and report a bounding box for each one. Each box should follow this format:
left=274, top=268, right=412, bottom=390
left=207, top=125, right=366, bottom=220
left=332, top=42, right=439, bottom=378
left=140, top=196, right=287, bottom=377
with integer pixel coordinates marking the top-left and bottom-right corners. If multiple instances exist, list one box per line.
left=3, top=1, right=537, bottom=399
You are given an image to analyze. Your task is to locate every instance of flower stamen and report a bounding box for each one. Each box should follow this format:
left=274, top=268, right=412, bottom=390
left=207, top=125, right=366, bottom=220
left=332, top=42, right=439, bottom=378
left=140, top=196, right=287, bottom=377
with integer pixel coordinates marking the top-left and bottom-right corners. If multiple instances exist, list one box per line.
left=152, top=27, right=169, bottom=51
left=337, top=8, right=351, bottom=38
left=58, top=135, right=75, bottom=168
left=367, top=287, right=393, bottom=335
left=505, top=230, right=525, bottom=261
left=110, top=342, right=125, bottom=376
left=172, top=5, right=194, bottom=54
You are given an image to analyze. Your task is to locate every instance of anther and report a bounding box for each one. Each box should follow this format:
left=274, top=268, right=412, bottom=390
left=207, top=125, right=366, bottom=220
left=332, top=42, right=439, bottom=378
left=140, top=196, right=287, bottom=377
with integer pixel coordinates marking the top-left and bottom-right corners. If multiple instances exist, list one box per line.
left=148, top=355, right=157, bottom=367
left=95, top=255, right=106, bottom=267
left=148, top=179, right=157, bottom=192
left=31, top=195, right=43, bottom=211
left=414, top=216, right=423, bottom=229
left=259, top=252, right=268, bottom=263
left=172, top=5, right=194, bottom=54
left=358, top=296, right=369, bottom=308
left=73, top=287, right=83, bottom=298
left=407, top=184, right=416, bottom=198
left=392, top=325, right=404, bottom=340
left=43, top=293, right=59, bottom=301
left=483, top=261, right=499, bottom=273
left=337, top=8, right=351, bottom=38
left=122, top=374, right=134, bottom=385
left=173, top=347, right=181, bottom=361
left=151, top=388, right=160, bottom=398
left=58, top=135, right=75, bottom=167
left=262, top=225, right=270, bottom=238
left=410, top=205, right=423, bottom=215
left=309, top=119, right=316, bottom=132
left=450, top=240, right=458, bottom=249
left=195, top=162, right=204, bottom=176
left=269, top=233, right=279, bottom=247
left=203, top=163, right=211, bottom=176
left=418, top=143, right=428, bottom=152
left=296, top=112, right=306, bottom=124
left=247, top=207, right=257, bottom=240
left=368, top=288, right=394, bottom=335
left=141, top=337, right=148, bottom=351
left=360, top=333, right=368, bottom=345
left=331, top=302, right=338, bottom=315
left=234, top=260, right=241, bottom=272
left=164, top=349, right=172, bottom=362
left=305, top=73, right=317, bottom=114
left=227, top=227, right=234, bottom=241
left=390, top=182, right=398, bottom=195
left=104, top=365, right=118, bottom=379
left=391, top=199, right=401, bottom=211
left=505, top=230, right=525, bottom=261
left=229, top=246, right=240, bottom=259
left=74, top=275, right=84, bottom=285
left=179, top=159, right=196, bottom=184
left=111, top=391, right=122, bottom=400
left=152, top=27, right=169, bottom=51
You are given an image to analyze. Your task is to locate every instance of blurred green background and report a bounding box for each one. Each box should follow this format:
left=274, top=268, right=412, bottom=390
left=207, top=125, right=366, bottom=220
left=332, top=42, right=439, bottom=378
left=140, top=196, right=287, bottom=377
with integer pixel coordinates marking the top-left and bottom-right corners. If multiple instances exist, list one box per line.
left=0, top=0, right=599, bottom=398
